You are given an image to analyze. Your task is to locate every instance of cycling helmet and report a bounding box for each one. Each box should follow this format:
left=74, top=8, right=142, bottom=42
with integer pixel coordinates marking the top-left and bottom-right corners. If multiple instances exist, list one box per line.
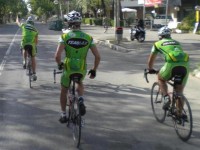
left=26, top=16, right=34, bottom=25
left=66, top=10, right=82, bottom=23
left=158, top=26, right=171, bottom=38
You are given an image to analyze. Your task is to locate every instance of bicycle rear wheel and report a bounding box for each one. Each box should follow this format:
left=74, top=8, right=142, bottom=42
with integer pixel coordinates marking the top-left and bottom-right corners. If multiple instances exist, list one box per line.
left=151, top=82, right=166, bottom=123
left=27, top=61, right=32, bottom=88
left=72, top=101, right=81, bottom=148
left=174, top=96, right=193, bottom=141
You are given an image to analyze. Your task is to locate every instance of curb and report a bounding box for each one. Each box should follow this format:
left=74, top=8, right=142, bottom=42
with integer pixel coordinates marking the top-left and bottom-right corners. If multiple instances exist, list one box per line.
left=94, top=39, right=135, bottom=53
left=192, top=69, right=200, bottom=79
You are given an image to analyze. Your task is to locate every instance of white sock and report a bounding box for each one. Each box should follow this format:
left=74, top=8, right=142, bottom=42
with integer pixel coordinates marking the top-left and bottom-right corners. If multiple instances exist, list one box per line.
left=61, top=112, right=66, bottom=117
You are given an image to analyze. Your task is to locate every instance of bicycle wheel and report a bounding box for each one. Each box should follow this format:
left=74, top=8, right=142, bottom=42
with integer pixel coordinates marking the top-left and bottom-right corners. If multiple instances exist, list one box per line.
left=27, top=61, right=32, bottom=88
left=174, top=96, right=193, bottom=141
left=72, top=101, right=81, bottom=148
left=66, top=103, right=71, bottom=128
left=151, top=82, right=166, bottom=123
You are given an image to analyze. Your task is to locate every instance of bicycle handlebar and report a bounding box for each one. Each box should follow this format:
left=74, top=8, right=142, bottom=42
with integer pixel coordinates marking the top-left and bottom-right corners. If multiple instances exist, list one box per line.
left=144, top=69, right=159, bottom=83
left=53, top=69, right=62, bottom=84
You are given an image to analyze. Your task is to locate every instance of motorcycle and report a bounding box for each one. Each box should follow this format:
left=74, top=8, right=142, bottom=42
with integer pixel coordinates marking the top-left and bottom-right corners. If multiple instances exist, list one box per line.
left=129, top=26, right=145, bottom=42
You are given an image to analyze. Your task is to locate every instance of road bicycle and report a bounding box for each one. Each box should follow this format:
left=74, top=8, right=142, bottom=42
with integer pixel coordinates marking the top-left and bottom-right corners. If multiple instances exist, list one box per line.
left=144, top=69, right=193, bottom=141
left=24, top=45, right=34, bottom=88
left=53, top=69, right=83, bottom=148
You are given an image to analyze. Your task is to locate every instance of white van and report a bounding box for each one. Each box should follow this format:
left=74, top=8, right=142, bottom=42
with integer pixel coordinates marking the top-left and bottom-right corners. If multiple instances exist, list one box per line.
left=153, top=15, right=173, bottom=27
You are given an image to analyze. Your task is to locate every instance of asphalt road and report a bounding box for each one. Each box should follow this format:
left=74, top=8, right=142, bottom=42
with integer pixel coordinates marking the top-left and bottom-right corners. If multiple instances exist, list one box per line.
left=0, top=23, right=200, bottom=150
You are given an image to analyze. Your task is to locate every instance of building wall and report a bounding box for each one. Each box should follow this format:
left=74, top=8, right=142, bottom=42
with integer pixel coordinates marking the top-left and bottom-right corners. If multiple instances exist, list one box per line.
left=120, top=0, right=198, bottom=22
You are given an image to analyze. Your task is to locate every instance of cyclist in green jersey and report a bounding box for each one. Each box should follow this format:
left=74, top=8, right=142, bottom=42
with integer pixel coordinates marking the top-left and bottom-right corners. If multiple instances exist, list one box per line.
left=147, top=26, right=189, bottom=110
left=16, top=16, right=38, bottom=81
left=55, top=10, right=100, bottom=123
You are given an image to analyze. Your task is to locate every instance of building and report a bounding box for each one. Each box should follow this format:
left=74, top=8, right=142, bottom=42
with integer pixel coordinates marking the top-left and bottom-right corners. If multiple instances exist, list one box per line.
left=121, top=0, right=199, bottom=22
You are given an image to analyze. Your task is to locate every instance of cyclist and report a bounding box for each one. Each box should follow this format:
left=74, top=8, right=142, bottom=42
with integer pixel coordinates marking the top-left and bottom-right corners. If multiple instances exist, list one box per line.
left=54, top=10, right=101, bottom=123
left=103, top=16, right=109, bottom=33
left=16, top=16, right=38, bottom=81
left=147, top=26, right=189, bottom=111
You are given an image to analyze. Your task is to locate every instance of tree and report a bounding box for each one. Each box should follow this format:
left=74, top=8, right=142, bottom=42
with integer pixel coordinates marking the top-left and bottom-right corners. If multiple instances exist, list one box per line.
left=28, top=0, right=55, bottom=21
left=0, top=0, right=28, bottom=24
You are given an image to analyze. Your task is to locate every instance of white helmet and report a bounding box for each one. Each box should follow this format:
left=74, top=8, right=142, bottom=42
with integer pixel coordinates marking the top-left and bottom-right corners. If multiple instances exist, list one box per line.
left=158, top=26, right=171, bottom=37
left=66, top=10, right=82, bottom=23
left=26, top=16, right=34, bottom=25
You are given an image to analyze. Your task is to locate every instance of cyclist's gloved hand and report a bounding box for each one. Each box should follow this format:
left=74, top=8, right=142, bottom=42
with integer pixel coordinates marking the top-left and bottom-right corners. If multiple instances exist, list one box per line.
left=88, top=69, right=96, bottom=79
left=58, top=62, right=64, bottom=70
left=148, top=68, right=157, bottom=74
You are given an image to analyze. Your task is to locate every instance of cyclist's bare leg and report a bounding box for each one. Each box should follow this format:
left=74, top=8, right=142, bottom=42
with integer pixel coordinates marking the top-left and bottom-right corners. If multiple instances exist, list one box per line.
left=60, top=85, right=68, bottom=112
left=77, top=82, right=84, bottom=97
left=158, top=74, right=168, bottom=96
left=174, top=85, right=185, bottom=116
left=31, top=56, right=36, bottom=74
left=23, top=49, right=27, bottom=65
left=77, top=82, right=86, bottom=115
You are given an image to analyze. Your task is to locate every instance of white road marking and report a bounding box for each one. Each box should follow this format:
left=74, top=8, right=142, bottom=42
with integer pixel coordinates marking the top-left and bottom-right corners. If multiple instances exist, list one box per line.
left=0, top=28, right=20, bottom=76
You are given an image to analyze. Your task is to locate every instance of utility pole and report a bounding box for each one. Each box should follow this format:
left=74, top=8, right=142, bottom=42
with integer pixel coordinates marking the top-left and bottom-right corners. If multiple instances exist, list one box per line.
left=54, top=0, right=63, bottom=20
left=114, top=0, right=120, bottom=27
left=165, top=0, right=169, bottom=26
left=114, top=0, right=122, bottom=44
left=143, top=0, right=146, bottom=21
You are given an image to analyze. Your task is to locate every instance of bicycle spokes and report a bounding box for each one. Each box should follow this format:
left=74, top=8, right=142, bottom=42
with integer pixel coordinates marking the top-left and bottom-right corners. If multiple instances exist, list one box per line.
left=151, top=82, right=166, bottom=123
left=173, top=97, right=193, bottom=141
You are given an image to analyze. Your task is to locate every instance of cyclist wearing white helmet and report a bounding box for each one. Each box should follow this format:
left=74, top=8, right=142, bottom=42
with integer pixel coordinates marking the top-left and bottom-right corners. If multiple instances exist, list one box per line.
left=16, top=15, right=38, bottom=81
left=55, top=10, right=100, bottom=123
left=26, top=16, right=34, bottom=25
left=147, top=26, right=190, bottom=111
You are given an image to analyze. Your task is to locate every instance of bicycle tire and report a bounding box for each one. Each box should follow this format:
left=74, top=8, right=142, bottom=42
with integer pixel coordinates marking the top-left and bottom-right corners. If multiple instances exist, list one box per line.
left=66, top=102, right=71, bottom=128
left=151, top=82, right=166, bottom=123
left=174, top=96, right=193, bottom=141
left=73, top=101, right=81, bottom=148
left=27, top=60, right=32, bottom=88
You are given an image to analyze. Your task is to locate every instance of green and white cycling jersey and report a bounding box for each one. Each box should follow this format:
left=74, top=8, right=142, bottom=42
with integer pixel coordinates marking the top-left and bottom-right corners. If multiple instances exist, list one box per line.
left=20, top=23, right=38, bottom=56
left=58, top=30, right=95, bottom=87
left=151, top=38, right=189, bottom=63
left=151, top=38, right=190, bottom=85
left=20, top=23, right=38, bottom=44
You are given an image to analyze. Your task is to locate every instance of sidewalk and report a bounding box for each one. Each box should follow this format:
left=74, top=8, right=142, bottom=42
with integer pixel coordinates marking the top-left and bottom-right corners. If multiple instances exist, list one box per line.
left=85, top=24, right=200, bottom=51
left=82, top=24, right=200, bottom=79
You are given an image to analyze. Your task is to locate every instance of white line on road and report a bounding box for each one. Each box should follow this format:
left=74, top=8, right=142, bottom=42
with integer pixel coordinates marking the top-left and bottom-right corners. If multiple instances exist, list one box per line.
left=0, top=28, right=20, bottom=76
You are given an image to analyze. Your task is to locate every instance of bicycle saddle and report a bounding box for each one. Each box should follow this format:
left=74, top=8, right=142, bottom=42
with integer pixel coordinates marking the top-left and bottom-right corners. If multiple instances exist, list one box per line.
left=172, top=75, right=182, bottom=84
left=69, top=73, right=83, bottom=82
left=24, top=45, right=33, bottom=56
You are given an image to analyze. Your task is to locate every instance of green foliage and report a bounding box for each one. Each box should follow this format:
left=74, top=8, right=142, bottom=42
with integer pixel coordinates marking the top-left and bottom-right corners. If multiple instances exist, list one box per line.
left=83, top=18, right=94, bottom=25
left=93, top=18, right=102, bottom=26
left=83, top=17, right=114, bottom=26
left=29, top=0, right=55, bottom=20
left=0, top=0, right=28, bottom=23
left=177, top=11, right=195, bottom=31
